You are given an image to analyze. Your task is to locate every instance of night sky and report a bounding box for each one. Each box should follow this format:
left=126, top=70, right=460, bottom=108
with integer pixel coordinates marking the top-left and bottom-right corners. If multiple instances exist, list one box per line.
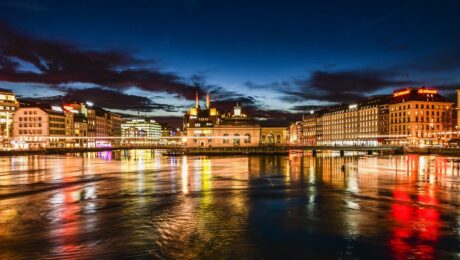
left=1, top=0, right=460, bottom=126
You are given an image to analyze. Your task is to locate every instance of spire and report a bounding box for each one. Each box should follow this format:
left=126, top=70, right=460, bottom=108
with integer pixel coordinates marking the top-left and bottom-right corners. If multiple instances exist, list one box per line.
left=195, top=89, right=199, bottom=108
left=206, top=91, right=210, bottom=109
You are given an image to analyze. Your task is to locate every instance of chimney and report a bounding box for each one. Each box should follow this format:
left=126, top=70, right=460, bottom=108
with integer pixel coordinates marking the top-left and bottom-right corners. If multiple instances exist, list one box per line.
left=206, top=92, right=210, bottom=109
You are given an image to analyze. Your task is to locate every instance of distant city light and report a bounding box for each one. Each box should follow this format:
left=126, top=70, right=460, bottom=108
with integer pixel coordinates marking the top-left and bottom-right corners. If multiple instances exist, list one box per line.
left=348, top=104, right=357, bottom=109
left=51, top=106, right=63, bottom=112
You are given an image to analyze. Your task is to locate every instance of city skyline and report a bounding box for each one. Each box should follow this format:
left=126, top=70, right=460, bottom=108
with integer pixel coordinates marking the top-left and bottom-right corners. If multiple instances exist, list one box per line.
left=3, top=2, right=460, bottom=259
left=1, top=0, right=460, bottom=127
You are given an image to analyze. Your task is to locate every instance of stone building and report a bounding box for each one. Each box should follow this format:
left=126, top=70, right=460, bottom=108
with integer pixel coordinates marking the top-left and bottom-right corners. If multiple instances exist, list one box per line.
left=12, top=107, right=66, bottom=149
left=184, top=97, right=287, bottom=148
left=0, top=89, right=19, bottom=148
left=389, top=87, right=453, bottom=146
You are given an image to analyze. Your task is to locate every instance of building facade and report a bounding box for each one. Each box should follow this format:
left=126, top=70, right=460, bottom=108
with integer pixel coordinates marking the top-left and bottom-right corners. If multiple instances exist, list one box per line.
left=0, top=89, right=19, bottom=148
left=12, top=107, right=66, bottom=149
left=121, top=119, right=162, bottom=145
left=185, top=100, right=288, bottom=148
left=289, top=121, right=302, bottom=144
left=183, top=91, right=219, bottom=129
left=289, top=87, right=455, bottom=147
left=317, top=96, right=389, bottom=146
left=301, top=114, right=318, bottom=146
left=389, top=88, right=453, bottom=146
left=66, top=102, right=121, bottom=147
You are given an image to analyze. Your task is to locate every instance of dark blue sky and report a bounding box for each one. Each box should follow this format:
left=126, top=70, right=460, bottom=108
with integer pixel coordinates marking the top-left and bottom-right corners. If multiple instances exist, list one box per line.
left=1, top=0, right=460, bottom=124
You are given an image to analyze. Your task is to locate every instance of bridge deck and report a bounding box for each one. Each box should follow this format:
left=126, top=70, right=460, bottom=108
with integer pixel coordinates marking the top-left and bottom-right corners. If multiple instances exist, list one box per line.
left=288, top=145, right=404, bottom=151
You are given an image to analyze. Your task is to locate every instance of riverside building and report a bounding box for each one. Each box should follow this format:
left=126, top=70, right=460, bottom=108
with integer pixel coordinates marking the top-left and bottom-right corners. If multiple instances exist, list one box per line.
left=13, top=102, right=122, bottom=149
left=0, top=89, right=19, bottom=148
left=66, top=102, right=121, bottom=147
left=317, top=96, right=390, bottom=146
left=184, top=94, right=287, bottom=147
left=12, top=106, right=66, bottom=149
left=121, top=119, right=162, bottom=145
left=388, top=87, right=453, bottom=146
left=289, top=87, right=455, bottom=147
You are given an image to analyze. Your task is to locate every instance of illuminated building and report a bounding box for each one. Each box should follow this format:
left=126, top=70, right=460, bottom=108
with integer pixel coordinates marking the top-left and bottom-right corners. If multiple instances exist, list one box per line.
left=121, top=119, right=162, bottom=145
left=66, top=102, right=121, bottom=147
left=0, top=89, right=19, bottom=148
left=290, top=88, right=454, bottom=147
left=109, top=113, right=122, bottom=146
left=389, top=87, right=453, bottom=146
left=185, top=100, right=287, bottom=147
left=318, top=96, right=391, bottom=146
left=301, top=113, right=318, bottom=145
left=72, top=113, right=88, bottom=147
left=12, top=107, right=66, bottom=149
left=66, top=102, right=96, bottom=146
left=183, top=91, right=219, bottom=129
left=289, top=121, right=302, bottom=144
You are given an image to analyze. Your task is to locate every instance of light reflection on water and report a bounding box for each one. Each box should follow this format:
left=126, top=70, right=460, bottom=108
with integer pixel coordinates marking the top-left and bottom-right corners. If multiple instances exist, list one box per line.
left=0, top=150, right=460, bottom=258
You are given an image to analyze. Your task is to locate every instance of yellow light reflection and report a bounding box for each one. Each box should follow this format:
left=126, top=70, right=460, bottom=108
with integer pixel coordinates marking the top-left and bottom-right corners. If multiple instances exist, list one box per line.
left=181, top=156, right=189, bottom=194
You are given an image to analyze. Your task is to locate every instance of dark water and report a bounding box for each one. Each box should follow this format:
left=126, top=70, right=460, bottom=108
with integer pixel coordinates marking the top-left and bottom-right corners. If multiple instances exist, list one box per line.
left=1, top=150, right=460, bottom=259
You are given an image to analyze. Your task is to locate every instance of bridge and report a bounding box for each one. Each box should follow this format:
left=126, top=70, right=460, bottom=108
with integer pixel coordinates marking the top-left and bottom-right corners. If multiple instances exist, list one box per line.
left=1, top=141, right=404, bottom=156
left=288, top=145, right=404, bottom=156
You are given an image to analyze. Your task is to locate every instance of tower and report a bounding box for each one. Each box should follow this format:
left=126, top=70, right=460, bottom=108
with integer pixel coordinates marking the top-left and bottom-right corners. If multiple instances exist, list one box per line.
left=206, top=92, right=210, bottom=109
left=195, top=89, right=199, bottom=109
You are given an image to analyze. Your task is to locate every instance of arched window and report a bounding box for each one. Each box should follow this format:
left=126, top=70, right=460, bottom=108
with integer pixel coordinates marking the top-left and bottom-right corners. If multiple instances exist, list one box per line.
left=244, top=133, right=251, bottom=143
left=223, top=133, right=229, bottom=144
left=268, top=133, right=275, bottom=144
left=276, top=134, right=281, bottom=144
left=234, top=133, right=240, bottom=146
left=262, top=135, right=266, bottom=143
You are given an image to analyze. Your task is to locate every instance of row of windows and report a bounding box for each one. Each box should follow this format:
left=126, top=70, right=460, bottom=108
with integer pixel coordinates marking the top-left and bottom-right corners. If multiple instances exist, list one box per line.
left=391, top=104, right=450, bottom=111
left=18, top=117, right=42, bottom=121
left=50, top=123, right=65, bottom=128
left=390, top=124, right=442, bottom=131
left=50, top=117, right=65, bottom=122
left=391, top=117, right=447, bottom=124
left=23, top=110, right=38, bottom=115
left=18, top=130, right=43, bottom=135
left=390, top=131, right=450, bottom=138
left=19, top=123, right=42, bottom=127
left=50, top=130, right=65, bottom=135
left=391, top=111, right=447, bottom=117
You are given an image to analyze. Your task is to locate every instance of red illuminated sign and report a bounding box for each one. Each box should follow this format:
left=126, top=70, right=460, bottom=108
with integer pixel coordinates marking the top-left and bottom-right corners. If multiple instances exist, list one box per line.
left=417, top=88, right=437, bottom=95
left=393, top=89, right=411, bottom=97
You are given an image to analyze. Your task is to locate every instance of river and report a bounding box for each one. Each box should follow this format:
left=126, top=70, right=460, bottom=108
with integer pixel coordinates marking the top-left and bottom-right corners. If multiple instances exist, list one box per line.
left=0, top=150, right=459, bottom=259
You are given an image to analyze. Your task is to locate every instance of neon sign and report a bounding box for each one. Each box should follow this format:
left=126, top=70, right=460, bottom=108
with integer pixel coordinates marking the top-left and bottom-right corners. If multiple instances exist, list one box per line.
left=417, top=88, right=437, bottom=95
left=393, top=89, right=411, bottom=97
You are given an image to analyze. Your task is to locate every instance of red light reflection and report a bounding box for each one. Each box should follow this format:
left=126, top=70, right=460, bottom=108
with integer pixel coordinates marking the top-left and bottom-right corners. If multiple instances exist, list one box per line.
left=389, top=189, right=440, bottom=259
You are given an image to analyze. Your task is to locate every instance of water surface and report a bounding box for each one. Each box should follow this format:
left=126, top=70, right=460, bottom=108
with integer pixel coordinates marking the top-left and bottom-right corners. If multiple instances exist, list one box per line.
left=0, top=150, right=459, bottom=259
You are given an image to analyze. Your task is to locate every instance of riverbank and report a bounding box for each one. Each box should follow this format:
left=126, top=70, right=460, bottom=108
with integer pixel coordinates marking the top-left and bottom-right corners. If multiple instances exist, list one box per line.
left=165, top=146, right=289, bottom=156
left=404, top=147, right=460, bottom=155
left=0, top=146, right=180, bottom=156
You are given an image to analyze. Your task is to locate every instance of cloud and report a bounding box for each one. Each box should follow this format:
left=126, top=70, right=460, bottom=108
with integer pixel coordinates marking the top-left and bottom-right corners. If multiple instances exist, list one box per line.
left=0, top=22, right=199, bottom=100
left=209, top=95, right=301, bottom=125
left=281, top=69, right=416, bottom=103
left=0, top=1, right=50, bottom=12
left=290, top=105, right=327, bottom=112
left=22, top=87, right=185, bottom=112
left=397, top=49, right=460, bottom=73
